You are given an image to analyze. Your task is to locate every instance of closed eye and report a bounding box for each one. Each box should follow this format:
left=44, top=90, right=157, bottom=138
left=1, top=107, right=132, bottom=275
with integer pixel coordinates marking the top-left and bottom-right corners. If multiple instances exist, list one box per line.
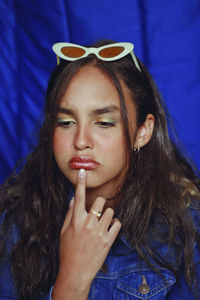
left=96, top=121, right=116, bottom=128
left=57, top=118, right=76, bottom=128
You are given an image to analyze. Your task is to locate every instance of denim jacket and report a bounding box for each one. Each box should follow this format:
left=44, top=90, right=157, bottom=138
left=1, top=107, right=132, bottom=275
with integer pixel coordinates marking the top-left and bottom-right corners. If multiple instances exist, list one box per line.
left=0, top=205, right=200, bottom=299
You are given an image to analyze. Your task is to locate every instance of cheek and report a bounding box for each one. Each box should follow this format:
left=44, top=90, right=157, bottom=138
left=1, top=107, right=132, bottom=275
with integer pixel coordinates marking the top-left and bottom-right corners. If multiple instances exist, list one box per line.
left=99, top=135, right=126, bottom=163
left=53, top=131, right=71, bottom=156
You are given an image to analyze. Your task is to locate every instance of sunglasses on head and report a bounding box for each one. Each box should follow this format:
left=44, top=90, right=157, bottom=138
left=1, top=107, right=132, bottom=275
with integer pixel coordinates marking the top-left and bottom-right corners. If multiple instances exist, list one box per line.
left=52, top=42, right=141, bottom=72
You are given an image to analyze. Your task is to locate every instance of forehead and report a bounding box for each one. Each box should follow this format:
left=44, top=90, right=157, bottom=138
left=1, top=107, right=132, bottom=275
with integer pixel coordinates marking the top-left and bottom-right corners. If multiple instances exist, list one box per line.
left=60, top=65, right=119, bottom=108
left=59, top=65, right=136, bottom=121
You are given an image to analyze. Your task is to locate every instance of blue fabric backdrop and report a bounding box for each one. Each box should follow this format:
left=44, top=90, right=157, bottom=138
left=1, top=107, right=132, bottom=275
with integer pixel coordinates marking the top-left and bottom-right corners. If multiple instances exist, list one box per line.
left=0, top=0, right=200, bottom=184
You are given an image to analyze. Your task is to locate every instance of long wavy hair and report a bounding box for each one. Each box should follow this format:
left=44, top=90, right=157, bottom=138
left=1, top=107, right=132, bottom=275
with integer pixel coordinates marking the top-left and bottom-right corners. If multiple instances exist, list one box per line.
left=0, top=40, right=200, bottom=299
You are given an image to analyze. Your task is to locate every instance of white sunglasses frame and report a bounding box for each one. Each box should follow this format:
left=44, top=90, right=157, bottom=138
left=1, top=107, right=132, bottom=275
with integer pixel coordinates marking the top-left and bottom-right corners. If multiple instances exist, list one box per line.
left=52, top=42, right=141, bottom=72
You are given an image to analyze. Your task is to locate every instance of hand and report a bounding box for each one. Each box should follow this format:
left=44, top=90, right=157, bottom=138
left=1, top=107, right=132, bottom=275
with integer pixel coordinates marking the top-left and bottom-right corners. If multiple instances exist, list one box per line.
left=52, top=169, right=121, bottom=300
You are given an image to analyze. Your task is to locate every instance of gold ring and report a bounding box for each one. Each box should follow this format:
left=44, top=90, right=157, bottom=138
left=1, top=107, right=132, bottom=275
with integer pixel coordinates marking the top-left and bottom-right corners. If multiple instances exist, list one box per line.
left=91, top=210, right=102, bottom=219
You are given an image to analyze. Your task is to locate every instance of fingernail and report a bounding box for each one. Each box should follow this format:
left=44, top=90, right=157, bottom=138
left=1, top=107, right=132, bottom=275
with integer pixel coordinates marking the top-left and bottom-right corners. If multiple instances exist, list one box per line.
left=78, top=168, right=86, bottom=178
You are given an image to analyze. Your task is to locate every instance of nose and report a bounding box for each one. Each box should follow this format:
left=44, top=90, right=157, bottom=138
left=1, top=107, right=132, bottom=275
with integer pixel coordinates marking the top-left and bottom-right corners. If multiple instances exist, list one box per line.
left=74, top=125, right=93, bottom=150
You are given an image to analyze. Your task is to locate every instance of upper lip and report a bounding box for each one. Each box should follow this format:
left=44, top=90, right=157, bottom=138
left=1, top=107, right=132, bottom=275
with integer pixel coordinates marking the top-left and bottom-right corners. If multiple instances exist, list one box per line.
left=69, top=156, right=99, bottom=164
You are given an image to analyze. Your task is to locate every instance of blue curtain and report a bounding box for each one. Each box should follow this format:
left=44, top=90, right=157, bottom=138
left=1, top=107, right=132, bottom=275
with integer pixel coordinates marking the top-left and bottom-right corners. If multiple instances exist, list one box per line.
left=0, top=0, right=200, bottom=183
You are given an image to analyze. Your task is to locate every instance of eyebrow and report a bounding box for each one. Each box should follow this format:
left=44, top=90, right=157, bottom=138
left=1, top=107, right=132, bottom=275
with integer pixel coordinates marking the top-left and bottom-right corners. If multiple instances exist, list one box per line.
left=57, top=105, right=120, bottom=116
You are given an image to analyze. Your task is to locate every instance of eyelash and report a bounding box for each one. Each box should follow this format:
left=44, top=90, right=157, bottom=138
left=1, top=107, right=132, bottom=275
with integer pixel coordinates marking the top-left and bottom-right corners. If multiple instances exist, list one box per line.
left=96, top=121, right=116, bottom=128
left=57, top=120, right=75, bottom=127
left=57, top=120, right=116, bottom=128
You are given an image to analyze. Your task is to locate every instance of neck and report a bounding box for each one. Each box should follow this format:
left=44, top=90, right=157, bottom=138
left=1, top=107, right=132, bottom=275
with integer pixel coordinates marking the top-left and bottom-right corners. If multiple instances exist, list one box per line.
left=85, top=187, right=121, bottom=212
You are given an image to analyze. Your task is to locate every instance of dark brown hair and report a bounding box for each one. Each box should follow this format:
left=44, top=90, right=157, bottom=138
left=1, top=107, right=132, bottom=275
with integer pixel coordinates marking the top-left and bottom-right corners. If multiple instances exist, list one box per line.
left=0, top=39, right=200, bottom=299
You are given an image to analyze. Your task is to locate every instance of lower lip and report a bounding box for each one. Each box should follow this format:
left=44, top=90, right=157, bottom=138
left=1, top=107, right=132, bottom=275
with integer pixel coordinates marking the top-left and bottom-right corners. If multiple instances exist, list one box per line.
left=68, top=161, right=100, bottom=170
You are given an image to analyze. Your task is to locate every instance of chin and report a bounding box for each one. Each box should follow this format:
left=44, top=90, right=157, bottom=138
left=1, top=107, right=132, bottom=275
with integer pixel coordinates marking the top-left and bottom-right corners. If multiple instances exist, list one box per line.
left=64, top=170, right=104, bottom=188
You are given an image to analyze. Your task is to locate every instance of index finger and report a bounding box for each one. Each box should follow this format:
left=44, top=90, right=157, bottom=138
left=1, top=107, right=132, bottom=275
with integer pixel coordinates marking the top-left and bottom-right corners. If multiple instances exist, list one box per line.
left=73, top=168, right=87, bottom=216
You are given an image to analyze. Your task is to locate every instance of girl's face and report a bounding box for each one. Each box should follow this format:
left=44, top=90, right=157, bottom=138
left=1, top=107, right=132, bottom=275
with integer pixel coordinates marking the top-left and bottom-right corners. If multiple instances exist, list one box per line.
left=53, top=65, right=138, bottom=197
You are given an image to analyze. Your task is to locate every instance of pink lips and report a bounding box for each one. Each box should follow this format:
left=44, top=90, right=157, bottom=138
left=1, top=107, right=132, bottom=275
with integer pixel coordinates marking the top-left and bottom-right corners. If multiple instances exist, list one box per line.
left=68, top=156, right=100, bottom=170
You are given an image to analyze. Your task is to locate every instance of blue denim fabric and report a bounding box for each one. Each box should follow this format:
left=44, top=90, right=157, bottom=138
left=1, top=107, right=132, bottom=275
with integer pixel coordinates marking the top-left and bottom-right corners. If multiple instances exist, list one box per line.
left=87, top=235, right=200, bottom=299
left=0, top=206, right=200, bottom=299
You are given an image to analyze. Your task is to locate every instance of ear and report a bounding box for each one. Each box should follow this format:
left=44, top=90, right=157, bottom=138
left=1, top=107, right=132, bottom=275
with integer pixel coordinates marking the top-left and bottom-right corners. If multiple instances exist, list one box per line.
left=134, top=114, right=155, bottom=148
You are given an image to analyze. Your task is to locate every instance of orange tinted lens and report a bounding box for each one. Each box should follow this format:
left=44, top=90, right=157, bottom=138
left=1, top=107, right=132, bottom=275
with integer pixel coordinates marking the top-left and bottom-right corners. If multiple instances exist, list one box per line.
left=99, top=46, right=124, bottom=58
left=61, top=46, right=86, bottom=58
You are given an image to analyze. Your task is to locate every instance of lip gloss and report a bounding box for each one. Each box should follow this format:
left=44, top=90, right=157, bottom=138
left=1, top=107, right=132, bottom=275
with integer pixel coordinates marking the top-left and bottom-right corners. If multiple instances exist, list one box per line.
left=68, top=156, right=100, bottom=170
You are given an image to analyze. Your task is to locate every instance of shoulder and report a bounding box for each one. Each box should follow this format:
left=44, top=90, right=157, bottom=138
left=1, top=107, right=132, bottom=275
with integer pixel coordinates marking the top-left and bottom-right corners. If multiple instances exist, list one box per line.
left=188, top=198, right=200, bottom=211
left=0, top=214, right=19, bottom=299
left=188, top=198, right=200, bottom=233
